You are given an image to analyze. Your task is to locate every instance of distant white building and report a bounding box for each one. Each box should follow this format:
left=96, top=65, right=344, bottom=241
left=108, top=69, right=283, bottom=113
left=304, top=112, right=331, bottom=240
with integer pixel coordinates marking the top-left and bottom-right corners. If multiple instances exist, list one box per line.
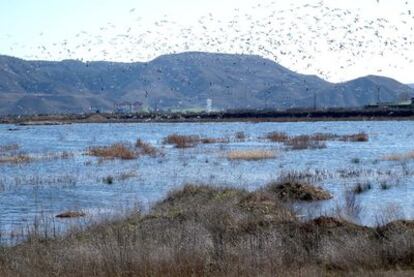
left=114, top=101, right=143, bottom=113
left=206, top=99, right=213, bottom=113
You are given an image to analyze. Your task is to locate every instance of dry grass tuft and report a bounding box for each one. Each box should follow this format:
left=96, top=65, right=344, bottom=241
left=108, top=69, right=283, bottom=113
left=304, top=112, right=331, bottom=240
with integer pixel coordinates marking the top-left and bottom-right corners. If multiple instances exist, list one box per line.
left=87, top=143, right=137, bottom=160
left=383, top=151, right=414, bottom=161
left=226, top=150, right=276, bottom=161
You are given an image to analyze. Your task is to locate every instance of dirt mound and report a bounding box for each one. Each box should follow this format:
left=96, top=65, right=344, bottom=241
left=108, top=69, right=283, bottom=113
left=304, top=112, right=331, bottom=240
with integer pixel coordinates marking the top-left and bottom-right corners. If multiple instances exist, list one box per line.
left=84, top=114, right=108, bottom=123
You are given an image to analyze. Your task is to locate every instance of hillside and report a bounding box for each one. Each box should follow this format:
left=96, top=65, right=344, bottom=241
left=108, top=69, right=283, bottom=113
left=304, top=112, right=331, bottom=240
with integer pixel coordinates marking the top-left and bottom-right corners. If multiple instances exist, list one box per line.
left=0, top=52, right=413, bottom=115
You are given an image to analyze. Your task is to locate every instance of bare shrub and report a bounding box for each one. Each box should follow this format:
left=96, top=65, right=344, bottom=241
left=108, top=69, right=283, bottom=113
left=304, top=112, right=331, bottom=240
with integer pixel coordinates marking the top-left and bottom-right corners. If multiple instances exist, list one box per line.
left=135, top=139, right=158, bottom=156
left=235, top=131, right=246, bottom=142
left=352, top=182, right=372, bottom=194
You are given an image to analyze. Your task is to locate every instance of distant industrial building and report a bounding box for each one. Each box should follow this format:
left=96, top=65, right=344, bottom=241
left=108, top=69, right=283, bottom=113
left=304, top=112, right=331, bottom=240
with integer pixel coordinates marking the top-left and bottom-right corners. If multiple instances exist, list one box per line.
left=365, top=98, right=414, bottom=110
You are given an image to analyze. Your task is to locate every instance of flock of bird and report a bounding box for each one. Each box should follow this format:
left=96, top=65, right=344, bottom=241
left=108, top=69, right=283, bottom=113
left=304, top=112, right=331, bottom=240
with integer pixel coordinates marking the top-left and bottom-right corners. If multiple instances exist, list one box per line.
left=5, top=0, right=414, bottom=82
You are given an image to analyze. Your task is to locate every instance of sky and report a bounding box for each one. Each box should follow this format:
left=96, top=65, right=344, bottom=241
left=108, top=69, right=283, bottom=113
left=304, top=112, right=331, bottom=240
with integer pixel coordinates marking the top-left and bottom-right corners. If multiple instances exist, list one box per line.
left=0, top=0, right=413, bottom=83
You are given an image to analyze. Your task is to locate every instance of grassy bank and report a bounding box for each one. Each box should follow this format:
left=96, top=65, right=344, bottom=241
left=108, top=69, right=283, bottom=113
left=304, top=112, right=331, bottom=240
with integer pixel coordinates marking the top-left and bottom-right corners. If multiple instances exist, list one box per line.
left=0, top=182, right=413, bottom=276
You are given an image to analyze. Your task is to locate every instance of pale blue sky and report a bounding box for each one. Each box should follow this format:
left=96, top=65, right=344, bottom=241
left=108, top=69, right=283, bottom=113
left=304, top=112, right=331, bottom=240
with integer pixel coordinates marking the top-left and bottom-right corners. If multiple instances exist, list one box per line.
left=0, top=0, right=413, bottom=83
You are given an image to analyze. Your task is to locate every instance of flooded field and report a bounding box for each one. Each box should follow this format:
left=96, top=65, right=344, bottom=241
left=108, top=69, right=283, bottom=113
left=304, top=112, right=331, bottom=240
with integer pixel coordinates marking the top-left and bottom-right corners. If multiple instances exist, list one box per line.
left=1, top=121, right=413, bottom=240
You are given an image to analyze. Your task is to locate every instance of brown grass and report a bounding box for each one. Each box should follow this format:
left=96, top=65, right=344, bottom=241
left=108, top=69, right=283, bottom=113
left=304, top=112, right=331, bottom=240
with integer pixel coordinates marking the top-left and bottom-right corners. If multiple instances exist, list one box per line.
left=87, top=143, right=137, bottom=160
left=383, top=151, right=414, bottom=161
left=226, top=150, right=276, bottom=161
left=0, top=184, right=413, bottom=276
left=266, top=132, right=289, bottom=142
left=163, top=134, right=201, bottom=148
left=339, top=132, right=369, bottom=142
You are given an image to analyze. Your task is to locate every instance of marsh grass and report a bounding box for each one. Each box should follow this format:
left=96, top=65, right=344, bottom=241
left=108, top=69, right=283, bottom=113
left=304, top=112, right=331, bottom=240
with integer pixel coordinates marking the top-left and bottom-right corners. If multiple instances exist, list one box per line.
left=164, top=134, right=229, bottom=148
left=88, top=143, right=137, bottom=160
left=163, top=134, right=202, bottom=148
left=265, top=132, right=369, bottom=150
left=226, top=149, right=276, bottom=161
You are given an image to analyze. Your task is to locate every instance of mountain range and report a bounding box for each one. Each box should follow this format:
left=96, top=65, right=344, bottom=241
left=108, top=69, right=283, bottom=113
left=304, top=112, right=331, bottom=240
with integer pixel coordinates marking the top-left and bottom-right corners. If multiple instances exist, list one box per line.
left=0, top=52, right=413, bottom=115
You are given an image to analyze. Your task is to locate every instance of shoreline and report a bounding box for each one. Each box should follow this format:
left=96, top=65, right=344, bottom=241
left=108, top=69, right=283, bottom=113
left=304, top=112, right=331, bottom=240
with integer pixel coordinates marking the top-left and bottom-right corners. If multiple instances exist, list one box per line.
left=1, top=108, right=414, bottom=125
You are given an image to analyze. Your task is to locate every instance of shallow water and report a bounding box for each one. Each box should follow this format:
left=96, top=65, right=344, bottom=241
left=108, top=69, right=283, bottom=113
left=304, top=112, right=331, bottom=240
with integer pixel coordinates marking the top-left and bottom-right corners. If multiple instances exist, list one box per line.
left=0, top=121, right=413, bottom=239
